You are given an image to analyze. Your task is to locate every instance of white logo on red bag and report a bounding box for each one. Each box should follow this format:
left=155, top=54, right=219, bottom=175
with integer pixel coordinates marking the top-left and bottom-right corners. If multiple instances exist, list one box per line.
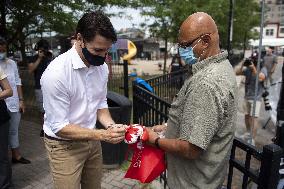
left=133, top=149, right=142, bottom=168
left=124, top=124, right=144, bottom=144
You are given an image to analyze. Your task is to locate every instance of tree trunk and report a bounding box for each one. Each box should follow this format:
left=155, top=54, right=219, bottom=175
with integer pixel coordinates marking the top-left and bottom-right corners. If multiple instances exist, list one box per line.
left=163, top=37, right=168, bottom=74
left=19, top=38, right=27, bottom=63
left=0, top=0, right=6, bottom=38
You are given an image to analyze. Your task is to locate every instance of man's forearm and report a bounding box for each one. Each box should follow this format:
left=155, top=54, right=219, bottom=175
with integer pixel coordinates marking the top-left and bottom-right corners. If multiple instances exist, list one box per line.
left=157, top=138, right=202, bottom=159
left=0, top=78, right=13, bottom=99
left=56, top=124, right=104, bottom=140
left=97, top=108, right=115, bottom=128
left=235, top=66, right=244, bottom=76
left=271, top=64, right=277, bottom=73
left=17, top=85, right=24, bottom=100
left=28, top=58, right=41, bottom=73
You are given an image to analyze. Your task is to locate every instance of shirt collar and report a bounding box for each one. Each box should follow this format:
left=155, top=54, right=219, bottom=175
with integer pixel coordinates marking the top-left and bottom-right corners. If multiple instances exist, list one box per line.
left=71, top=44, right=87, bottom=70
left=192, top=50, right=228, bottom=74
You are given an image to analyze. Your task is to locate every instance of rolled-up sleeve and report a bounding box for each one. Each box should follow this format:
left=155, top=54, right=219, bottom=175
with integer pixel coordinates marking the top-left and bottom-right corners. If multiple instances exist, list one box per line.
left=98, top=97, right=108, bottom=109
left=179, top=83, right=223, bottom=150
left=41, top=71, right=70, bottom=134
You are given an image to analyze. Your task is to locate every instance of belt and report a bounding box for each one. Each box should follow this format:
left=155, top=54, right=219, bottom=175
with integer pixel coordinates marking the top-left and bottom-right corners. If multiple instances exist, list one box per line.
left=44, top=133, right=71, bottom=142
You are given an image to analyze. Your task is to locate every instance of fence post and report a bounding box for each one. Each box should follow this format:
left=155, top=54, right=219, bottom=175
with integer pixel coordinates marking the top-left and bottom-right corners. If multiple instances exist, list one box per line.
left=132, top=82, right=137, bottom=123
left=123, top=59, right=129, bottom=98
left=258, top=144, right=282, bottom=189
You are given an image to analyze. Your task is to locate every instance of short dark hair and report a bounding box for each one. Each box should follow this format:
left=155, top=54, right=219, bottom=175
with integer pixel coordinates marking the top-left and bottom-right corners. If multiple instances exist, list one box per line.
left=76, top=11, right=117, bottom=43
left=35, top=39, right=50, bottom=51
left=0, top=36, right=7, bottom=46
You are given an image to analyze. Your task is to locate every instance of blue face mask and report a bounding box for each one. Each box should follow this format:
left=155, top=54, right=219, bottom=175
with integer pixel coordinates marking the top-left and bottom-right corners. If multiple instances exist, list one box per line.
left=0, top=52, right=6, bottom=60
left=179, top=37, right=203, bottom=65
left=179, top=46, right=197, bottom=65
left=82, top=47, right=106, bottom=66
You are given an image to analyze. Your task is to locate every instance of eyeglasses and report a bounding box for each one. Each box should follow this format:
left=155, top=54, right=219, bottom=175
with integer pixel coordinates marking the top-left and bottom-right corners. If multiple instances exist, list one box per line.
left=178, top=33, right=210, bottom=49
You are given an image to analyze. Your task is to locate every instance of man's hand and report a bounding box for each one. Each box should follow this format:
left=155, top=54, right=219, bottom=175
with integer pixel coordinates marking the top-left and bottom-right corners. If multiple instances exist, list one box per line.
left=19, top=100, right=25, bottom=113
left=248, top=63, right=255, bottom=70
left=152, top=124, right=167, bottom=132
left=100, top=126, right=126, bottom=144
left=38, top=50, right=45, bottom=58
left=145, top=127, right=159, bottom=144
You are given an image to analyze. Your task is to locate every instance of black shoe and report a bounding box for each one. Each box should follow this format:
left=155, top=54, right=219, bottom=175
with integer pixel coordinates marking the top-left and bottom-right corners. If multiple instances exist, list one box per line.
left=12, top=157, right=31, bottom=164
left=40, top=129, right=44, bottom=138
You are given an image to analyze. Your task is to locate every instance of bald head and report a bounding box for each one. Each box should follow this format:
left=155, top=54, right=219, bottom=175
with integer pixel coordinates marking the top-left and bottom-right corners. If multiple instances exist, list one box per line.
left=179, top=12, right=218, bottom=43
left=178, top=12, right=220, bottom=59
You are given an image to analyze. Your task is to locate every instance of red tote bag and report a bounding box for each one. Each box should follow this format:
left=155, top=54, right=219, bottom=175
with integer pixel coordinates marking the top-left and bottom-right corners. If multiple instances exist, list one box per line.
left=124, top=142, right=166, bottom=183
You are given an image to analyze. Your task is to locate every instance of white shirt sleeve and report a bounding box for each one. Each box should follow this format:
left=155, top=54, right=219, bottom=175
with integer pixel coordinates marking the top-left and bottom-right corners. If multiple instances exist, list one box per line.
left=98, top=97, right=108, bottom=109
left=11, top=60, right=21, bottom=86
left=41, top=71, right=70, bottom=134
left=98, top=65, right=108, bottom=109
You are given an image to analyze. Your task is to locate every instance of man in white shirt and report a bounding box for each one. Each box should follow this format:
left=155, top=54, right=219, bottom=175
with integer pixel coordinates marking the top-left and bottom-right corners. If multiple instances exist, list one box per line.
left=41, top=11, right=126, bottom=189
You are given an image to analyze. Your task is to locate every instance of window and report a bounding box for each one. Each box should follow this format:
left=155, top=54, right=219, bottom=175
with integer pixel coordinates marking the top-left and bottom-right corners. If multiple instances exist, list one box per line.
left=280, top=28, right=284, bottom=33
left=265, top=29, right=274, bottom=36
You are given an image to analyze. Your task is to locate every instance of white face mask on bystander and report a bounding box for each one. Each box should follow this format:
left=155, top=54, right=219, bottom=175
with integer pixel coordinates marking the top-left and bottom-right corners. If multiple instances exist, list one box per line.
left=0, top=52, right=6, bottom=60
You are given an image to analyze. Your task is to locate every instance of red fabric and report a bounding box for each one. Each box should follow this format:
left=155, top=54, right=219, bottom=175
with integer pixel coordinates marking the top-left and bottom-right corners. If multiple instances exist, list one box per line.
left=124, top=142, right=166, bottom=183
left=124, top=124, right=148, bottom=144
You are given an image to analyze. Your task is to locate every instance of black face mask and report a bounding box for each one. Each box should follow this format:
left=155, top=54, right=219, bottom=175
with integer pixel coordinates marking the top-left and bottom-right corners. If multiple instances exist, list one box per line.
left=82, top=47, right=106, bottom=66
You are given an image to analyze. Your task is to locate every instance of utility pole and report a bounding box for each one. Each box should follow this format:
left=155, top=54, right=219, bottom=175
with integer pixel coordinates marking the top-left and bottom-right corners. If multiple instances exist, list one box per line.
left=0, top=0, right=6, bottom=38
left=227, top=0, right=235, bottom=57
left=251, top=0, right=265, bottom=144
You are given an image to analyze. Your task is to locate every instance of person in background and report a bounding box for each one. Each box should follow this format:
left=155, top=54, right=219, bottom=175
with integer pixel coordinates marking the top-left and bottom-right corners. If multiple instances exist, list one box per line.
left=168, top=53, right=185, bottom=73
left=236, top=58, right=267, bottom=145
left=0, top=66, right=13, bottom=189
left=28, top=39, right=52, bottom=137
left=0, top=37, right=30, bottom=164
left=105, top=54, right=113, bottom=79
left=263, top=46, right=277, bottom=85
left=70, top=35, right=77, bottom=47
left=146, top=12, right=238, bottom=189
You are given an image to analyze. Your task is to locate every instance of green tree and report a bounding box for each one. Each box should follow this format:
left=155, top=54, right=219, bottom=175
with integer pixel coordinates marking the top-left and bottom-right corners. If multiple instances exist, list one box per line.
left=1, top=0, right=129, bottom=61
left=132, top=0, right=260, bottom=63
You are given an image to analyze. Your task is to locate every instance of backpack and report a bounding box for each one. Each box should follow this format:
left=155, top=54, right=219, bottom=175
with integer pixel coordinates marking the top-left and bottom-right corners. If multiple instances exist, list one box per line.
left=0, top=99, right=10, bottom=125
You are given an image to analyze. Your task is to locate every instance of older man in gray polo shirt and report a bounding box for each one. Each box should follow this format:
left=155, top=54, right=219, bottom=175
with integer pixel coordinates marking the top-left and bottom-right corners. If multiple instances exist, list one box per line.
left=147, top=12, right=237, bottom=189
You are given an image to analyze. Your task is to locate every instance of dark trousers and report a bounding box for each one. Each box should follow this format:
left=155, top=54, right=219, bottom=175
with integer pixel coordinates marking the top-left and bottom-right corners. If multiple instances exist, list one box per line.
left=0, top=121, right=11, bottom=189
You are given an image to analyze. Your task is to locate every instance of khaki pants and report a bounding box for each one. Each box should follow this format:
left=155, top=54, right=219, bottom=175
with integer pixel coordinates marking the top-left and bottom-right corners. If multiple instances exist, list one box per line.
left=44, top=138, right=102, bottom=189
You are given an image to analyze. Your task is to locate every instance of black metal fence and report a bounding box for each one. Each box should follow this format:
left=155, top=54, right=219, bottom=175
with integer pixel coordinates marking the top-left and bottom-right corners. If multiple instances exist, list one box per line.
left=133, top=68, right=189, bottom=125
left=227, top=138, right=282, bottom=189
left=107, top=60, right=126, bottom=96
left=132, top=71, right=283, bottom=189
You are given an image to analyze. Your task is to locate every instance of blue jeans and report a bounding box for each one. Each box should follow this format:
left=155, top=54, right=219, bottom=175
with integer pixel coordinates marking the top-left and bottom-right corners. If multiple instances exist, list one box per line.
left=0, top=121, right=12, bottom=188
left=8, top=111, right=21, bottom=149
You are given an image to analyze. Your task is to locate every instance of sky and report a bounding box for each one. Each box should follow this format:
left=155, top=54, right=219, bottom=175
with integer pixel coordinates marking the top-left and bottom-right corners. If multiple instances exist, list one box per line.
left=107, top=7, right=151, bottom=31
